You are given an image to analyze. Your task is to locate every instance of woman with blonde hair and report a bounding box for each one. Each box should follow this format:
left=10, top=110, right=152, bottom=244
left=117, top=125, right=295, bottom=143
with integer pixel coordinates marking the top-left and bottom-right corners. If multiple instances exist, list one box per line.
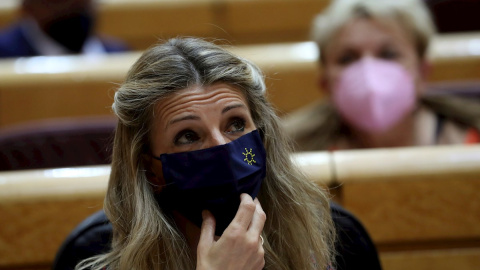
left=284, top=0, right=480, bottom=151
left=75, top=37, right=337, bottom=270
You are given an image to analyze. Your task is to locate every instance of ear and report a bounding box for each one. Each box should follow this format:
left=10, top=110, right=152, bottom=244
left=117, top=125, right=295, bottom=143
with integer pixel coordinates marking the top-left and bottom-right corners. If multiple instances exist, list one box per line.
left=419, top=59, right=431, bottom=80
left=318, top=72, right=331, bottom=95
left=416, top=59, right=431, bottom=96
left=142, top=154, right=165, bottom=191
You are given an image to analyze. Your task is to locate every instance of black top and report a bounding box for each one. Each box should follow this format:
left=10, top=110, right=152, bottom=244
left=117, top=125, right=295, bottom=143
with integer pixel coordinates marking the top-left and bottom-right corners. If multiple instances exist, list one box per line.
left=330, top=202, right=382, bottom=270
left=53, top=203, right=382, bottom=270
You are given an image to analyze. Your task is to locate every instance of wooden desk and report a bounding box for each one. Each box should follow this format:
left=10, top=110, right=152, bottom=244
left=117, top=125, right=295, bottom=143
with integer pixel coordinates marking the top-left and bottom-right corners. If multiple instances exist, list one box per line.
left=0, top=33, right=479, bottom=128
left=0, top=166, right=108, bottom=270
left=0, top=2, right=16, bottom=29
left=214, top=0, right=329, bottom=45
left=295, top=145, right=480, bottom=269
left=1, top=145, right=479, bottom=269
left=0, top=0, right=328, bottom=49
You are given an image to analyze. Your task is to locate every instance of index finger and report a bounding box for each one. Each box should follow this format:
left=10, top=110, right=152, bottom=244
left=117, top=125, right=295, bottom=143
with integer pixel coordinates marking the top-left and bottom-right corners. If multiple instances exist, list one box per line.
left=198, top=210, right=216, bottom=252
left=248, top=198, right=266, bottom=233
left=229, top=193, right=256, bottom=231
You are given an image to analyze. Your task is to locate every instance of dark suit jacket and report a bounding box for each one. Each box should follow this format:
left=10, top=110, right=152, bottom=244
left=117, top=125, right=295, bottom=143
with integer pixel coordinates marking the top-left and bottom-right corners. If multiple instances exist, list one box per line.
left=0, top=23, right=129, bottom=58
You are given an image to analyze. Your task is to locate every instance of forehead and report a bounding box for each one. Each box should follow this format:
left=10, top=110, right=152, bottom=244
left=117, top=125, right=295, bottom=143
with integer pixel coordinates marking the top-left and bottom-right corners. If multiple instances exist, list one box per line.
left=154, top=83, right=250, bottom=119
left=326, top=17, right=414, bottom=51
left=163, top=83, right=247, bottom=104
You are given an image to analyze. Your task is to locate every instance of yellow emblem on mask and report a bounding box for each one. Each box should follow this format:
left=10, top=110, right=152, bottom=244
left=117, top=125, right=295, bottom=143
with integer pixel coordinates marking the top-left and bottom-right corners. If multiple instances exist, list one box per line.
left=243, top=148, right=256, bottom=165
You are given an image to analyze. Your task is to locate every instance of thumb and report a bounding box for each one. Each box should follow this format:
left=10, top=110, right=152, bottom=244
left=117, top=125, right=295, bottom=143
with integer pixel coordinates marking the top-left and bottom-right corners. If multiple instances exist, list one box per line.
left=198, top=210, right=216, bottom=249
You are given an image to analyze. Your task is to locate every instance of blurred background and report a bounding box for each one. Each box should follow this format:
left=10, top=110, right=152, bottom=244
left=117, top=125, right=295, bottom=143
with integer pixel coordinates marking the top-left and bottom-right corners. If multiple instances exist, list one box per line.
left=0, top=0, right=479, bottom=269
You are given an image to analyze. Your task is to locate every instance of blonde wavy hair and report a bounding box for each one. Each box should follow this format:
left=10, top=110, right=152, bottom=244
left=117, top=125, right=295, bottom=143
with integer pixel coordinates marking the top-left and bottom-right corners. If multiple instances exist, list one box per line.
left=77, top=38, right=335, bottom=270
left=311, top=0, right=436, bottom=61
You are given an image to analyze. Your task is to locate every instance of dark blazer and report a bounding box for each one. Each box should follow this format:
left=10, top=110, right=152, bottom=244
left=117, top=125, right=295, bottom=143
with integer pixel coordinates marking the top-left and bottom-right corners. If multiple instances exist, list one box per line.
left=52, top=203, right=382, bottom=270
left=0, top=23, right=129, bottom=58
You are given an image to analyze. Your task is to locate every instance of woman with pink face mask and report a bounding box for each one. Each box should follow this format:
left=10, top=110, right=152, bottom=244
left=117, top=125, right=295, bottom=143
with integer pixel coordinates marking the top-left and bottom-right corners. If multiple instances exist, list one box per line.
left=283, top=0, right=480, bottom=151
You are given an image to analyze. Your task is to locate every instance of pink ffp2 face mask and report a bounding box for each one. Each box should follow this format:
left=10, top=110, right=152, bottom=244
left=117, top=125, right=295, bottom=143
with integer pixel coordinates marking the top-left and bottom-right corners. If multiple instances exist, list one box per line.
left=333, top=57, right=416, bottom=133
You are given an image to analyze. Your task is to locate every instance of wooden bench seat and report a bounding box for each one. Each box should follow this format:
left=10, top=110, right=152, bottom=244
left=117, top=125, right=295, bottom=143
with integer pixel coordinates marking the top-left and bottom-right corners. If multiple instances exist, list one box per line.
left=1, top=145, right=479, bottom=270
left=0, top=32, right=479, bottom=129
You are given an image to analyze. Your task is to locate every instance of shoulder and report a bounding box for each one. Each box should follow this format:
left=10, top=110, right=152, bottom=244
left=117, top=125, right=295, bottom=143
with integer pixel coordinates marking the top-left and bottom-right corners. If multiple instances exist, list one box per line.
left=282, top=100, right=330, bottom=132
left=421, top=95, right=480, bottom=131
left=330, top=202, right=382, bottom=270
left=464, top=128, right=480, bottom=144
left=420, top=96, right=480, bottom=144
left=52, top=210, right=112, bottom=270
left=0, top=22, right=37, bottom=58
left=98, top=35, right=130, bottom=53
left=0, top=23, right=22, bottom=42
left=281, top=101, right=341, bottom=151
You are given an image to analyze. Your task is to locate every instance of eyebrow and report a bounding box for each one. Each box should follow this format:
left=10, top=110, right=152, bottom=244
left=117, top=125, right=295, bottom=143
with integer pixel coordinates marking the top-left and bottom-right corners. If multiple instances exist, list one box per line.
left=222, top=103, right=247, bottom=114
left=168, top=115, right=201, bottom=127
left=166, top=103, right=247, bottom=129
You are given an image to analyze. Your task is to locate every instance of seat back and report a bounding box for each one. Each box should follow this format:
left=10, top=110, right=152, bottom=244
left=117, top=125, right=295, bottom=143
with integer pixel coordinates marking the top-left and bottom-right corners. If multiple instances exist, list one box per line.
left=0, top=117, right=116, bottom=171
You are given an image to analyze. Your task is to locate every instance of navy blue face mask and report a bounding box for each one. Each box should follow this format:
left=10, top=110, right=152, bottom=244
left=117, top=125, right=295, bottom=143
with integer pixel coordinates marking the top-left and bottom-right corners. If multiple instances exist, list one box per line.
left=153, top=130, right=266, bottom=236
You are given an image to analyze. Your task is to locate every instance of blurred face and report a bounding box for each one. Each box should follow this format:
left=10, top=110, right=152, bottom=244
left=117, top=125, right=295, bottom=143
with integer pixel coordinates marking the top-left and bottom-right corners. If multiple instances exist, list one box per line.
left=23, top=0, right=95, bottom=29
left=147, top=83, right=256, bottom=184
left=322, top=17, right=425, bottom=93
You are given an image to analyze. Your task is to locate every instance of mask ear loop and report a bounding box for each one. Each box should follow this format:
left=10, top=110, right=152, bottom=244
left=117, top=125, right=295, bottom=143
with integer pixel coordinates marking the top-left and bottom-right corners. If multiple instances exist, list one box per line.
left=141, top=146, right=167, bottom=191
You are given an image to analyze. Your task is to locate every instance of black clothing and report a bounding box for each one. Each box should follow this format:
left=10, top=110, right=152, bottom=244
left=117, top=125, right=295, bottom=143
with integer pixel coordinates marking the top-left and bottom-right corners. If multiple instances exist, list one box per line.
left=53, top=203, right=382, bottom=270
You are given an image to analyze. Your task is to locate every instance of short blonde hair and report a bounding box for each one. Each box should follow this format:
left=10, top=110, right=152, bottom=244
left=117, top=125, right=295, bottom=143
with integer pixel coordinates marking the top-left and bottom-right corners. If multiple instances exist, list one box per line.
left=311, top=0, right=436, bottom=59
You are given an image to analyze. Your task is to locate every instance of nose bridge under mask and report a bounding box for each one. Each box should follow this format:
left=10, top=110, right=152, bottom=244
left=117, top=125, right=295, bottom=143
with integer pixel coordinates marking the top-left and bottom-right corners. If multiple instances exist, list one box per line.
left=205, top=129, right=229, bottom=149
left=361, top=57, right=378, bottom=88
left=352, top=57, right=383, bottom=91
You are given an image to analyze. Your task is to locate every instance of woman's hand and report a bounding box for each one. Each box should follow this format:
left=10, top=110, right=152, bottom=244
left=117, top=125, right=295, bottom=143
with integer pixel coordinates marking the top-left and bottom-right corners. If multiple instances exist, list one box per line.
left=197, top=193, right=266, bottom=270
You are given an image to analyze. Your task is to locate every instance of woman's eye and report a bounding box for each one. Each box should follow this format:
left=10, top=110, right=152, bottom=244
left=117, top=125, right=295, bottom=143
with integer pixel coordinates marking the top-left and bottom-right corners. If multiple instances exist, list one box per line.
left=337, top=53, right=358, bottom=66
left=379, top=49, right=399, bottom=60
left=226, top=118, right=246, bottom=134
left=334, top=49, right=358, bottom=66
left=174, top=130, right=199, bottom=145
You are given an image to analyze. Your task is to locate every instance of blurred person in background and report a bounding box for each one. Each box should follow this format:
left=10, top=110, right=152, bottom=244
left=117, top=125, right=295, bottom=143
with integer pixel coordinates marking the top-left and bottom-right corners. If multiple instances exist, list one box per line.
left=0, top=0, right=128, bottom=58
left=283, top=0, right=480, bottom=151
